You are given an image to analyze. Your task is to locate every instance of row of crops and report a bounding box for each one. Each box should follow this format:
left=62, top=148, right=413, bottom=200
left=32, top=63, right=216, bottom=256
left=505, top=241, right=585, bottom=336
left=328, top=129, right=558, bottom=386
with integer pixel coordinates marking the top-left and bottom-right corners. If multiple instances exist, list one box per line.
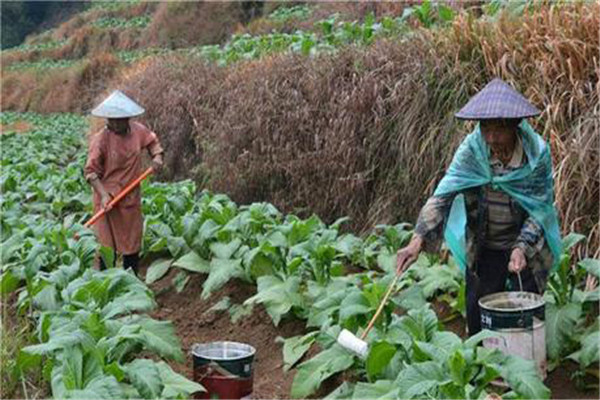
left=0, top=113, right=203, bottom=399
left=2, top=1, right=454, bottom=71
left=138, top=169, right=599, bottom=395
left=3, top=13, right=406, bottom=71
left=91, top=16, right=152, bottom=30
left=2, top=112, right=598, bottom=398
left=2, top=0, right=538, bottom=72
left=4, top=49, right=170, bottom=72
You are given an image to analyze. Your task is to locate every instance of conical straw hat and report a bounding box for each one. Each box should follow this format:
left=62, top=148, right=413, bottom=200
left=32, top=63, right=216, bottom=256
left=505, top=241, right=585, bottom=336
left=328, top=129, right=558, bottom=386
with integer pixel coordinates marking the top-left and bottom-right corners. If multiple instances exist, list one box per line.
left=455, top=78, right=541, bottom=120
left=91, top=90, right=145, bottom=118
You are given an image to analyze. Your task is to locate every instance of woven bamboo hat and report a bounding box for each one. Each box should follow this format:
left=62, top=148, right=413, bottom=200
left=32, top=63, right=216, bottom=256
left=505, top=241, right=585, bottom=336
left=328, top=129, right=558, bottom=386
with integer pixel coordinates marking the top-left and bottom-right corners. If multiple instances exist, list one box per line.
left=91, top=90, right=145, bottom=118
left=455, top=78, right=541, bottom=120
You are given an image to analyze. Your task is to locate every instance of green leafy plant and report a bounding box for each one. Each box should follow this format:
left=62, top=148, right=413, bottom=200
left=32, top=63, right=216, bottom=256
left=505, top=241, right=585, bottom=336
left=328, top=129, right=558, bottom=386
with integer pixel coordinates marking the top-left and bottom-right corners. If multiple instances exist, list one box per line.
left=269, top=5, right=312, bottom=23
left=92, top=16, right=151, bottom=30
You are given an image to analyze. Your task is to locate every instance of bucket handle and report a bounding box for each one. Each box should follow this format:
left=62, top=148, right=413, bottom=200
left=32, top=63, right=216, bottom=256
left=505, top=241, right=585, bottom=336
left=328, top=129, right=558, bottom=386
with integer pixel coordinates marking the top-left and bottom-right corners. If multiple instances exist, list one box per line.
left=518, top=271, right=537, bottom=360
left=515, top=271, right=525, bottom=327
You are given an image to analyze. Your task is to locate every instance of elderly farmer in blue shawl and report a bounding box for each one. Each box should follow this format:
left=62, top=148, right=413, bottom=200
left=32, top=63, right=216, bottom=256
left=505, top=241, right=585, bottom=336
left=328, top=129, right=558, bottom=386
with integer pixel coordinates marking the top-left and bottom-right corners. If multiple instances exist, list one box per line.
left=395, top=78, right=561, bottom=335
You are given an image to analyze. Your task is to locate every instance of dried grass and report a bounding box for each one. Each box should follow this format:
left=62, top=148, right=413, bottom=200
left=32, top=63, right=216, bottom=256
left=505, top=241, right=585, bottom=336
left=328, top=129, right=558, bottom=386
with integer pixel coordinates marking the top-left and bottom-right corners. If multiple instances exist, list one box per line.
left=1, top=53, right=122, bottom=113
left=2, top=3, right=597, bottom=254
left=140, top=2, right=246, bottom=49
left=1, top=2, right=156, bottom=67
left=122, top=3, right=598, bottom=254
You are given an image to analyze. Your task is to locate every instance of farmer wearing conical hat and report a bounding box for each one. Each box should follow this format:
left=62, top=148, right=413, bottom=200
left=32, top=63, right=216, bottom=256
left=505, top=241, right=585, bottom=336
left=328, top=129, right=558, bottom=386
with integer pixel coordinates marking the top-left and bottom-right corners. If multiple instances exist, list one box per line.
left=84, top=90, right=164, bottom=275
left=395, top=78, right=561, bottom=335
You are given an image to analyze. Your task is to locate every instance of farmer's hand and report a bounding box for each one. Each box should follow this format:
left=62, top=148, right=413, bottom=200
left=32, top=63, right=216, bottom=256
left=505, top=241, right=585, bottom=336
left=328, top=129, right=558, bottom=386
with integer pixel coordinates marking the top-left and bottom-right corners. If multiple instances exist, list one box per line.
left=100, top=192, right=113, bottom=211
left=396, top=235, right=423, bottom=275
left=151, top=156, right=163, bottom=173
left=90, top=176, right=113, bottom=211
left=508, top=247, right=527, bottom=273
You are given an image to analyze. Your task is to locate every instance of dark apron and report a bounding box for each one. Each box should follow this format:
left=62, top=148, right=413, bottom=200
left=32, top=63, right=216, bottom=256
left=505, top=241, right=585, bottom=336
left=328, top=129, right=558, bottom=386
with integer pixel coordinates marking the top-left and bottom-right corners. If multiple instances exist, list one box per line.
left=465, top=188, right=539, bottom=335
left=466, top=248, right=539, bottom=335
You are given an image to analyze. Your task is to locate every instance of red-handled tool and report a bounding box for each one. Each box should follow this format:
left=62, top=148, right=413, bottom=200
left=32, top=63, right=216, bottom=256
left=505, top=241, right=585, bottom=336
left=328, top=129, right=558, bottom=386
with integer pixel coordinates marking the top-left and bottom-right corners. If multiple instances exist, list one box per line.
left=83, top=167, right=154, bottom=229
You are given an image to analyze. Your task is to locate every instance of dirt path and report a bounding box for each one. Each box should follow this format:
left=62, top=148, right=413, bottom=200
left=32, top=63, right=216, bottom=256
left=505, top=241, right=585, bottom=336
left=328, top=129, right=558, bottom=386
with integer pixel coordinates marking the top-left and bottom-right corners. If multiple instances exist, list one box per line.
left=147, top=269, right=305, bottom=399
left=143, top=268, right=599, bottom=400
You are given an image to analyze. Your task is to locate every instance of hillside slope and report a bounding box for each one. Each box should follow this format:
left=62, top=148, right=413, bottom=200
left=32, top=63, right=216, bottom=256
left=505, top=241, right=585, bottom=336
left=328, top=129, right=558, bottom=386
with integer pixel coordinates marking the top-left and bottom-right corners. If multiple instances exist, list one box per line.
left=1, top=1, right=598, bottom=256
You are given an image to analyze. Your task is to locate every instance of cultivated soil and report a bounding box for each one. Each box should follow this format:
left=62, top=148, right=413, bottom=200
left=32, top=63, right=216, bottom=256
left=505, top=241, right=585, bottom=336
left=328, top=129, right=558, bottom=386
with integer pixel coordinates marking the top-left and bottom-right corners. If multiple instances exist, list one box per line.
left=146, top=268, right=306, bottom=399
left=143, top=266, right=599, bottom=400
left=2, top=264, right=598, bottom=399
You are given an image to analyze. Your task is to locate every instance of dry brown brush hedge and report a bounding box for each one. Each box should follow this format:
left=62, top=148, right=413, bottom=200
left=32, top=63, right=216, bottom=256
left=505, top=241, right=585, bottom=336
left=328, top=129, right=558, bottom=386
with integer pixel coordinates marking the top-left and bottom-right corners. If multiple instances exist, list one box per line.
left=1, top=53, right=122, bottom=113
left=122, top=4, right=599, bottom=255
left=141, top=2, right=255, bottom=49
left=1, top=2, right=156, bottom=67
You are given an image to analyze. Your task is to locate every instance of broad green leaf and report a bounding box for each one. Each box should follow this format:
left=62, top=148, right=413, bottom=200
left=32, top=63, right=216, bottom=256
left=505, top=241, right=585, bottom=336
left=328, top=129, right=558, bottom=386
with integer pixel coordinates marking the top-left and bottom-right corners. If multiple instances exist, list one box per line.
left=501, top=356, right=550, bottom=399
left=562, top=232, right=586, bottom=251
left=396, top=361, right=444, bottom=398
left=167, top=236, right=188, bottom=259
left=247, top=250, right=275, bottom=279
left=546, top=302, right=582, bottom=361
left=568, top=326, right=600, bottom=368
left=23, top=329, right=96, bottom=355
left=245, top=275, right=304, bottom=326
left=366, top=341, right=396, bottom=380
left=229, top=303, right=254, bottom=323
left=579, top=258, right=600, bottom=278
left=83, top=312, right=107, bottom=342
left=122, top=359, right=164, bottom=399
left=437, top=4, right=455, bottom=22
left=413, top=331, right=462, bottom=363
left=0, top=269, right=21, bottom=294
left=66, top=374, right=124, bottom=399
left=334, top=234, right=362, bottom=257
left=15, top=350, right=42, bottom=376
left=464, top=329, right=500, bottom=348
left=393, top=285, right=427, bottom=311
left=279, top=331, right=319, bottom=371
left=172, top=271, right=190, bottom=293
left=339, top=291, right=371, bottom=321
left=418, top=264, right=461, bottom=298
left=99, top=246, right=115, bottom=269
left=352, top=380, right=396, bottom=399
left=173, top=251, right=210, bottom=273
left=376, top=252, right=396, bottom=274
left=201, top=258, right=244, bottom=299
left=101, top=290, right=156, bottom=319
left=62, top=345, right=84, bottom=390
left=397, top=305, right=439, bottom=342
left=104, top=362, right=125, bottom=382
left=136, top=318, right=185, bottom=363
left=208, top=296, right=231, bottom=312
left=33, top=284, right=60, bottom=311
left=145, top=258, right=172, bottom=285
left=149, top=237, right=167, bottom=253
left=210, top=238, right=242, bottom=259
left=1, top=234, right=23, bottom=264
left=447, top=350, right=467, bottom=386
left=291, top=344, right=355, bottom=398
left=156, top=361, right=205, bottom=398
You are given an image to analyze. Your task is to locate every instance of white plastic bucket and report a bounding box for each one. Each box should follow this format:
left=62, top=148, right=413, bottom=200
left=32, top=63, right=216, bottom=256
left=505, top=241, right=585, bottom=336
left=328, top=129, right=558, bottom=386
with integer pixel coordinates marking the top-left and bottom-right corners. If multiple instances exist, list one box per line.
left=479, top=291, right=546, bottom=379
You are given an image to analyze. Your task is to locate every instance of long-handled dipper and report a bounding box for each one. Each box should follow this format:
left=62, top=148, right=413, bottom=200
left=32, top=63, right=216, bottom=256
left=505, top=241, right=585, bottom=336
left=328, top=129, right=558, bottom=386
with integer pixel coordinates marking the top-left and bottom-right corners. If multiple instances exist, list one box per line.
left=336, top=272, right=402, bottom=357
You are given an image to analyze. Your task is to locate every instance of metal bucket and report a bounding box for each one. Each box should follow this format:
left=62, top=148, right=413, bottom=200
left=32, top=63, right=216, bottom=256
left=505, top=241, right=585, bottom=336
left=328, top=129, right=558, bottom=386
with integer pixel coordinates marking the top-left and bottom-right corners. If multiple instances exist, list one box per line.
left=479, top=291, right=547, bottom=379
left=192, top=342, right=256, bottom=399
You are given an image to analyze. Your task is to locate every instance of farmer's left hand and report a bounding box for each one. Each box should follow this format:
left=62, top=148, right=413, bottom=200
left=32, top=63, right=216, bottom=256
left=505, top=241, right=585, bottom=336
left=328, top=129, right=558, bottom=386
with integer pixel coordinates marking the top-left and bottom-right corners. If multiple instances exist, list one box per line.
left=151, top=157, right=163, bottom=173
left=508, top=247, right=527, bottom=273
